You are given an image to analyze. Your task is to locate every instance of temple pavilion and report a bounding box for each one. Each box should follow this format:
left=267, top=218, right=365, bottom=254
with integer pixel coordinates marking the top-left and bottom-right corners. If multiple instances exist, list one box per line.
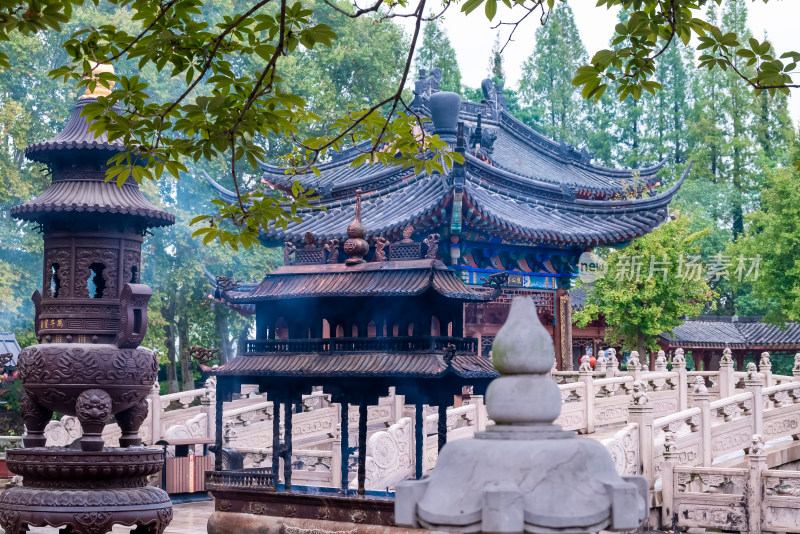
left=207, top=69, right=686, bottom=370
left=207, top=189, right=502, bottom=499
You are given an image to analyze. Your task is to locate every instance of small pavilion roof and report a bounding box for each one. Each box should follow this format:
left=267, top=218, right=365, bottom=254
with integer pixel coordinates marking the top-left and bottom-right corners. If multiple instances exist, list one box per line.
left=220, top=259, right=497, bottom=303
left=659, top=316, right=800, bottom=350
left=212, top=351, right=498, bottom=379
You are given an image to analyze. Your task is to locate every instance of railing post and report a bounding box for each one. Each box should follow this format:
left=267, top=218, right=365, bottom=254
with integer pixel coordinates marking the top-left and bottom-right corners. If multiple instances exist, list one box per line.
left=690, top=376, right=712, bottom=466
left=607, top=347, right=619, bottom=378
left=673, top=348, right=688, bottom=412
left=628, top=351, right=642, bottom=382
left=719, top=347, right=735, bottom=397
left=793, top=353, right=800, bottom=382
left=759, top=352, right=772, bottom=387
left=331, top=421, right=342, bottom=490
left=201, top=390, right=215, bottom=439
left=654, top=350, right=668, bottom=372
left=747, top=435, right=767, bottom=534
left=628, top=381, right=654, bottom=487
left=149, top=380, right=162, bottom=444
left=745, top=367, right=764, bottom=437
left=661, top=435, right=679, bottom=531
left=578, top=354, right=594, bottom=434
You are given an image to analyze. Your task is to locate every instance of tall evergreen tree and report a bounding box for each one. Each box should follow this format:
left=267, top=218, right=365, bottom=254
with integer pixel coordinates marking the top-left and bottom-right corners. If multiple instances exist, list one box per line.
left=413, top=15, right=462, bottom=93
left=518, top=4, right=588, bottom=146
left=488, top=32, right=505, bottom=85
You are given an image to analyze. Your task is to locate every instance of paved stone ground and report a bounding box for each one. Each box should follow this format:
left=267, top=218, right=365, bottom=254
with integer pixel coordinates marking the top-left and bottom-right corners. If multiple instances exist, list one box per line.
left=2, top=498, right=669, bottom=534
left=3, top=500, right=215, bottom=534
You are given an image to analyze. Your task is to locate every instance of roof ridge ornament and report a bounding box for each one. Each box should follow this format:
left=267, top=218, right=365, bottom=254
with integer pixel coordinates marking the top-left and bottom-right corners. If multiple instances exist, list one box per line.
left=344, top=189, right=369, bottom=265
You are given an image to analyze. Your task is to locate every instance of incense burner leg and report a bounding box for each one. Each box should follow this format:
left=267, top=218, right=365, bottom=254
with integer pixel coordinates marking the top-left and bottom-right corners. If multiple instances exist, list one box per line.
left=117, top=399, right=148, bottom=447
left=20, top=392, right=53, bottom=447
left=76, top=389, right=112, bottom=452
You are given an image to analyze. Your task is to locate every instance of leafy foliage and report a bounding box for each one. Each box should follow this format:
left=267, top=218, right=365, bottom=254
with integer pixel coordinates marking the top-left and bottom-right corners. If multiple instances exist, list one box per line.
left=413, top=13, right=462, bottom=93
left=727, top=166, right=800, bottom=325
left=574, top=216, right=713, bottom=359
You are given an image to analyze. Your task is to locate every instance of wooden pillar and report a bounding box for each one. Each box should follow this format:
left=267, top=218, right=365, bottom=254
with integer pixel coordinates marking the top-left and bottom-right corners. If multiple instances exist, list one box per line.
left=736, top=351, right=744, bottom=373
left=437, top=403, right=447, bottom=452
left=556, top=289, right=572, bottom=371
left=283, top=401, right=293, bottom=491
left=357, top=401, right=367, bottom=496
left=340, top=401, right=350, bottom=494
left=415, top=403, right=424, bottom=479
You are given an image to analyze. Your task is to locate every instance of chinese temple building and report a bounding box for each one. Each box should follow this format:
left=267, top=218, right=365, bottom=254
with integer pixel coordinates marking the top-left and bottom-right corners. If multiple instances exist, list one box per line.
left=207, top=69, right=686, bottom=370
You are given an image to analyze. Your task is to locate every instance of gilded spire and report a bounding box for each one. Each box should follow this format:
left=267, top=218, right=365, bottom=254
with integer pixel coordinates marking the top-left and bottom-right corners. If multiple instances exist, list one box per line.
left=344, top=189, right=369, bottom=265
left=79, top=62, right=115, bottom=100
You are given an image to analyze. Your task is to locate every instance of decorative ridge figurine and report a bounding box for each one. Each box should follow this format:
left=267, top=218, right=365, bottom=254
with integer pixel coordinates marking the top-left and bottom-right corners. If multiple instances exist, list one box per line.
left=395, top=297, right=648, bottom=533
left=343, top=189, right=369, bottom=265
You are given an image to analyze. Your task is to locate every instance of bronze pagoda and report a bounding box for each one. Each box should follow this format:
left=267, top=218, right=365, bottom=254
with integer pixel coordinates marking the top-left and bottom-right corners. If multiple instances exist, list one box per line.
left=0, top=66, right=175, bottom=534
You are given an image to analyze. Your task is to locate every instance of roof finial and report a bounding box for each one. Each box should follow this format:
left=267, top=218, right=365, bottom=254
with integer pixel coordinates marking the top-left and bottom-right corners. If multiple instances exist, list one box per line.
left=79, top=61, right=115, bottom=100
left=344, top=189, right=368, bottom=265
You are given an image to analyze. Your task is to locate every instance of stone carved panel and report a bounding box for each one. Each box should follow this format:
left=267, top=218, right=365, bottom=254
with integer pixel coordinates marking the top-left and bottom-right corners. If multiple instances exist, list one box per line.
left=710, top=419, right=754, bottom=456
left=763, top=408, right=800, bottom=440
left=764, top=504, right=800, bottom=532
left=163, top=413, right=207, bottom=443
left=602, top=424, right=639, bottom=476
left=675, top=502, right=747, bottom=531
left=554, top=405, right=586, bottom=431
left=350, top=417, right=412, bottom=491
left=44, top=415, right=81, bottom=446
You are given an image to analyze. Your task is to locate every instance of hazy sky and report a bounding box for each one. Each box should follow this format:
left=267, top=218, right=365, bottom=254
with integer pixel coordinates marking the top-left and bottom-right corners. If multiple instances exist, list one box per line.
left=406, top=0, right=799, bottom=125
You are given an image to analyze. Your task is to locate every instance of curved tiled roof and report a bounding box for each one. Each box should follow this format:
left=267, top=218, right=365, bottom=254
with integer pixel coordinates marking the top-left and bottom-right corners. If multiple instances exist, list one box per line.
left=14, top=97, right=174, bottom=227
left=206, top=91, right=685, bottom=247
left=223, top=259, right=495, bottom=303
left=213, top=351, right=498, bottom=379
left=261, top=173, right=449, bottom=243
left=660, top=316, right=800, bottom=349
left=11, top=178, right=175, bottom=227
left=25, top=98, right=126, bottom=164
left=461, top=167, right=684, bottom=246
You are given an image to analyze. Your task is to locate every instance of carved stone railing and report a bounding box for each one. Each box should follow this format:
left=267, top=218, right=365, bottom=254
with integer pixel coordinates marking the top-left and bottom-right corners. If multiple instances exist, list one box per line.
left=660, top=440, right=800, bottom=533
left=205, top=468, right=277, bottom=492
left=621, top=367, right=800, bottom=493
left=245, top=336, right=478, bottom=354
left=0, top=435, right=23, bottom=458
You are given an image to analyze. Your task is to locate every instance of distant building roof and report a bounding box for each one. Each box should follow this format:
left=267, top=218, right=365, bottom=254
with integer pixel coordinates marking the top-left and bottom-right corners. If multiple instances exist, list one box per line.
left=659, top=316, right=800, bottom=350
left=568, top=284, right=590, bottom=311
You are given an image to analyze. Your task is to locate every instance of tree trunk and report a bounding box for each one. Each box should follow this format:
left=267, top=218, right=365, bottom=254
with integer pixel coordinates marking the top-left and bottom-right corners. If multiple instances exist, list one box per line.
left=637, top=331, right=649, bottom=371
left=214, top=304, right=230, bottom=365
left=237, top=327, right=249, bottom=359
left=162, top=298, right=179, bottom=394
left=178, top=311, right=194, bottom=391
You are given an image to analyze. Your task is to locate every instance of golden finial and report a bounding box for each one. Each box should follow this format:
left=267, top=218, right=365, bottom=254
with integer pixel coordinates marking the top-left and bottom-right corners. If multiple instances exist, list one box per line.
left=79, top=61, right=115, bottom=100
